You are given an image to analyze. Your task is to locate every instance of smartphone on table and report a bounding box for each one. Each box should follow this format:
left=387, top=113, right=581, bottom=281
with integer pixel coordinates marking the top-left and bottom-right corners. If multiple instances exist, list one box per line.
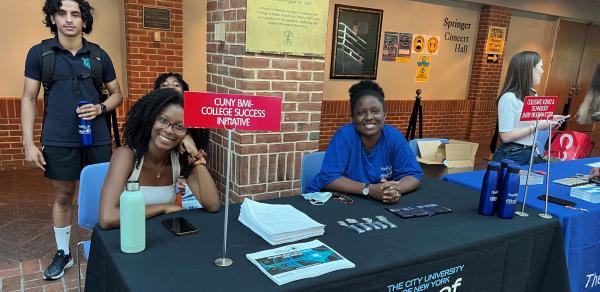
left=162, top=217, right=198, bottom=236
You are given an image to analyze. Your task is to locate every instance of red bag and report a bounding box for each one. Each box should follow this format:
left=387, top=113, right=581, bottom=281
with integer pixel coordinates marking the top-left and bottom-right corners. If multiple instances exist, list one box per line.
left=546, top=131, right=595, bottom=161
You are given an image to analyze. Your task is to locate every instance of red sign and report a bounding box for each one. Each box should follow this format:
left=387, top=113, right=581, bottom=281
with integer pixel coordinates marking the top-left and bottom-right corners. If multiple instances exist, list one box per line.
left=183, top=92, right=282, bottom=131
left=520, top=96, right=558, bottom=121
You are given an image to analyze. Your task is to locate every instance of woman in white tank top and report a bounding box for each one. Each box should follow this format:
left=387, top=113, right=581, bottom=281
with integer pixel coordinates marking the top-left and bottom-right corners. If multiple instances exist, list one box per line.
left=98, top=89, right=220, bottom=229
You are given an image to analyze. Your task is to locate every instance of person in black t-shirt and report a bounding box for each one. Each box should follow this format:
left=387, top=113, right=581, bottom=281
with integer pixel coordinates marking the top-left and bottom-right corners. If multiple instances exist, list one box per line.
left=20, top=0, right=123, bottom=280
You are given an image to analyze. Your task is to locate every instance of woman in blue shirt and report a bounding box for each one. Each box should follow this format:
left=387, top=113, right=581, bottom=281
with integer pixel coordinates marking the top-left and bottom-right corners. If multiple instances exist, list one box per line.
left=308, top=80, right=423, bottom=203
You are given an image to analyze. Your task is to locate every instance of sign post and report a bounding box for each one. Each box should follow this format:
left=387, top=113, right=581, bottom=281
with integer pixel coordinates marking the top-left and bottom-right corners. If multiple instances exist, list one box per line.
left=184, top=92, right=283, bottom=266
left=514, top=96, right=557, bottom=218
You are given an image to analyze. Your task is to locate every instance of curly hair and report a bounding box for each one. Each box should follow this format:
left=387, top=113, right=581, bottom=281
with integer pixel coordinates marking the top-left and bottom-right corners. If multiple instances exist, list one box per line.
left=124, top=88, right=183, bottom=168
left=153, top=73, right=210, bottom=152
left=348, top=80, right=386, bottom=116
left=154, top=72, right=190, bottom=91
left=43, top=0, right=94, bottom=35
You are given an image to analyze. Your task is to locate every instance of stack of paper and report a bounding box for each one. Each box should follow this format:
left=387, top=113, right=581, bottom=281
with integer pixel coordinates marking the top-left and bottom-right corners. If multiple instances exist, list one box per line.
left=519, top=170, right=544, bottom=185
left=239, top=199, right=325, bottom=245
left=247, top=240, right=355, bottom=285
left=570, top=185, right=600, bottom=203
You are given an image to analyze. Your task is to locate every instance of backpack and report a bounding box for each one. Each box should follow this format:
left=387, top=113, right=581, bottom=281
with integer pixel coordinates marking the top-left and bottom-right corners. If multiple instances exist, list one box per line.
left=40, top=38, right=121, bottom=147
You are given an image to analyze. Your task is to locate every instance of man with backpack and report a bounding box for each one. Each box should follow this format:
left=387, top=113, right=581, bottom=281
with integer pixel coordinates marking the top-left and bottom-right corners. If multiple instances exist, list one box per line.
left=20, top=0, right=123, bottom=280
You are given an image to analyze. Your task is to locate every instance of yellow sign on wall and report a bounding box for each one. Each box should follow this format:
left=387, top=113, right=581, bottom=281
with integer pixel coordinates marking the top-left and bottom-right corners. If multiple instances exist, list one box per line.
left=246, top=0, right=328, bottom=57
left=415, top=54, right=431, bottom=82
left=426, top=36, right=440, bottom=55
left=413, top=34, right=426, bottom=54
left=485, top=26, right=506, bottom=55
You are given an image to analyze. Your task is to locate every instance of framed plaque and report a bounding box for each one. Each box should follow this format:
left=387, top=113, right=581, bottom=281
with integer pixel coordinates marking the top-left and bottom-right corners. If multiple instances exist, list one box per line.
left=143, top=6, right=171, bottom=30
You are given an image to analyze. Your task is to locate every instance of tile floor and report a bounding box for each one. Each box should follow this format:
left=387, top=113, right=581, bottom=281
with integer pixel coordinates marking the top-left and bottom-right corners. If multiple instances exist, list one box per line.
left=0, top=142, right=492, bottom=292
left=0, top=168, right=88, bottom=292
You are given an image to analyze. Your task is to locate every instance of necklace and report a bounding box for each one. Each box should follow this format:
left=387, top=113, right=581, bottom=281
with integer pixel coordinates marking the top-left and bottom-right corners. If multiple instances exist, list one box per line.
left=146, top=157, right=168, bottom=179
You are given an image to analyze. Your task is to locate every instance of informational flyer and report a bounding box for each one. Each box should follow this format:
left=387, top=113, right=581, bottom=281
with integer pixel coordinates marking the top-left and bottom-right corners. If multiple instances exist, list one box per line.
left=246, top=240, right=355, bottom=285
left=383, top=32, right=400, bottom=61
left=415, top=54, right=431, bottom=82
left=426, top=36, right=440, bottom=55
left=395, top=32, right=413, bottom=62
left=484, top=26, right=506, bottom=55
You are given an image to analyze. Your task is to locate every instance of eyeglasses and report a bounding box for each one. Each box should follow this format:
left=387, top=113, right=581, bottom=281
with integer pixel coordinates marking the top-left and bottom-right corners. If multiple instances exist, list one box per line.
left=155, top=116, right=186, bottom=135
left=332, top=192, right=354, bottom=205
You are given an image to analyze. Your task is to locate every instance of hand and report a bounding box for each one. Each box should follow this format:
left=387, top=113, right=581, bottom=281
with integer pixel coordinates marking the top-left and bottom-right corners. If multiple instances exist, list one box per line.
left=179, top=134, right=198, bottom=156
left=537, top=120, right=555, bottom=130
left=76, top=103, right=101, bottom=120
left=23, top=144, right=45, bottom=170
left=163, top=204, right=183, bottom=214
left=177, top=177, right=186, bottom=191
left=589, top=167, right=600, bottom=179
left=551, top=115, right=568, bottom=129
left=369, top=179, right=401, bottom=204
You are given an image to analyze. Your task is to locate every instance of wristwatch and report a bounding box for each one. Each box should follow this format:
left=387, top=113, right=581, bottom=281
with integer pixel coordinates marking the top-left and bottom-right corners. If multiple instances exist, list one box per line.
left=99, top=103, right=107, bottom=115
left=362, top=183, right=370, bottom=196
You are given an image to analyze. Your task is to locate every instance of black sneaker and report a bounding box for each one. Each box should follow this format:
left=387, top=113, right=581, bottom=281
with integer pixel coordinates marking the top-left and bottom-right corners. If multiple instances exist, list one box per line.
left=43, top=250, right=74, bottom=280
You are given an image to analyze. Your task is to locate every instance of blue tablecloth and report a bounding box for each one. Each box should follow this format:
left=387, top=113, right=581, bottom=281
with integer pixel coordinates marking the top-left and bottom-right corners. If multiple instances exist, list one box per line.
left=444, top=158, right=600, bottom=292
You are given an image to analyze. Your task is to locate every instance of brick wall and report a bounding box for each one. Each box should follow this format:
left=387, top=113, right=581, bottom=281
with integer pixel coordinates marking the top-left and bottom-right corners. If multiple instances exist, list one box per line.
left=319, top=99, right=471, bottom=151
left=466, top=5, right=511, bottom=144
left=206, top=0, right=323, bottom=202
left=125, top=0, right=184, bottom=103
left=0, top=98, right=43, bottom=170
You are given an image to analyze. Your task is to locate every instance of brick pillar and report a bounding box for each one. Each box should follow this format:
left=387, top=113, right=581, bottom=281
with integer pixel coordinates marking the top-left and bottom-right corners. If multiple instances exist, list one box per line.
left=206, top=0, right=324, bottom=201
left=125, top=0, right=184, bottom=103
left=466, top=5, right=512, bottom=145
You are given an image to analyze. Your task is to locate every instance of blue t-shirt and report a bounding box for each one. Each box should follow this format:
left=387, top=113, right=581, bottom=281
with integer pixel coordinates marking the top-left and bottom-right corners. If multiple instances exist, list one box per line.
left=24, top=37, right=117, bottom=147
left=308, top=124, right=423, bottom=192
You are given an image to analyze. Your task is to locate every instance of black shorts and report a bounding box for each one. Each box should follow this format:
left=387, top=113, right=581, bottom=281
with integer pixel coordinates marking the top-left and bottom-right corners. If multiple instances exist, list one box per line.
left=42, top=145, right=112, bottom=181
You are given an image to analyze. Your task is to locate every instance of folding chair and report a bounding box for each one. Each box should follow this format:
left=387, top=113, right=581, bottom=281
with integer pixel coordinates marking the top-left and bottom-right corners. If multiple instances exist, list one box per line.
left=76, top=162, right=110, bottom=292
left=300, top=151, right=326, bottom=194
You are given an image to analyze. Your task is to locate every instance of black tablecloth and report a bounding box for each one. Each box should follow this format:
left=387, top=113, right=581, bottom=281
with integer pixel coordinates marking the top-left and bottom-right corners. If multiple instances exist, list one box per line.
left=85, top=178, right=569, bottom=292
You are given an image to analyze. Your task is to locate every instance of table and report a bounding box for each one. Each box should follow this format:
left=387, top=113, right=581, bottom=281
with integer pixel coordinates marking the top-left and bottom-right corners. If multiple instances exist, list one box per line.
left=85, top=178, right=569, bottom=292
left=444, top=157, right=600, bottom=292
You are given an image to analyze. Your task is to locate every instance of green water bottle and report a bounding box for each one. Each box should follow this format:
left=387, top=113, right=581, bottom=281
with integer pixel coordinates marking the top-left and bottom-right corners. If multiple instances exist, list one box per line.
left=120, top=181, right=146, bottom=253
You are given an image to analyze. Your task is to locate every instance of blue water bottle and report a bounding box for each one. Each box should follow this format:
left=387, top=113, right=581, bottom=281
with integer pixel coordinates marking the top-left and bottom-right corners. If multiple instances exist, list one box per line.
left=497, top=165, right=521, bottom=219
left=77, top=100, right=93, bottom=147
left=478, top=161, right=500, bottom=216
left=496, top=159, right=514, bottom=210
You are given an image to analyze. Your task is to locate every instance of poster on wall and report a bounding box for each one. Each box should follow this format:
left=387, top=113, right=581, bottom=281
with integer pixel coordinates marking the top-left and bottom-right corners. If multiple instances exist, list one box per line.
left=484, top=26, right=506, bottom=55
left=246, top=0, right=328, bottom=57
left=396, top=32, right=413, bottom=62
left=415, top=54, right=431, bottom=82
left=330, top=5, right=383, bottom=79
left=426, top=36, right=440, bottom=55
left=412, top=34, right=427, bottom=54
left=383, top=32, right=399, bottom=61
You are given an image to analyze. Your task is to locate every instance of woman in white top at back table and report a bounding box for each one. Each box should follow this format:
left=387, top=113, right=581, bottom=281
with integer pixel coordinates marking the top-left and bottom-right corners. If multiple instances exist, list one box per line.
left=577, top=63, right=600, bottom=178
left=492, top=51, right=565, bottom=165
left=98, top=88, right=220, bottom=230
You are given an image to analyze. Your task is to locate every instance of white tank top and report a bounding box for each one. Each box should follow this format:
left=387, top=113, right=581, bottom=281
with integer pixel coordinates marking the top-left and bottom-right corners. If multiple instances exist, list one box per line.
left=127, top=151, right=180, bottom=205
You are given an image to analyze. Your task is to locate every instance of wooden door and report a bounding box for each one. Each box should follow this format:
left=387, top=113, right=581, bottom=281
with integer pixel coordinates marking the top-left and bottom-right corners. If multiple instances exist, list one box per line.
left=544, top=20, right=587, bottom=122
left=568, top=24, right=600, bottom=132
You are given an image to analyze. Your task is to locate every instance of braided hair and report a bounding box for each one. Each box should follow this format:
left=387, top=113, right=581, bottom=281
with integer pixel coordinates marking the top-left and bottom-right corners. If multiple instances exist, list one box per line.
left=348, top=80, right=386, bottom=116
left=124, top=88, right=183, bottom=168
